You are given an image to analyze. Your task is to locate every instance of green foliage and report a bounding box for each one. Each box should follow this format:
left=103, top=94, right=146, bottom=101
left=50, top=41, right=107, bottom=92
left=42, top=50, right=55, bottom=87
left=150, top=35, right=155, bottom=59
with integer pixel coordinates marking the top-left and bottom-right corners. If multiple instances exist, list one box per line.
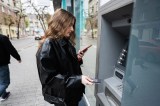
left=45, top=13, right=51, bottom=23
left=25, top=19, right=29, bottom=28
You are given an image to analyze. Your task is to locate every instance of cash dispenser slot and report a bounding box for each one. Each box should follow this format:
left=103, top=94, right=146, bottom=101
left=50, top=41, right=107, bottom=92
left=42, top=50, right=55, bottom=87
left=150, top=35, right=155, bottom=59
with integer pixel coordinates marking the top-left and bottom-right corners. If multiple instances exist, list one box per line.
left=115, top=71, right=123, bottom=80
left=104, top=77, right=122, bottom=103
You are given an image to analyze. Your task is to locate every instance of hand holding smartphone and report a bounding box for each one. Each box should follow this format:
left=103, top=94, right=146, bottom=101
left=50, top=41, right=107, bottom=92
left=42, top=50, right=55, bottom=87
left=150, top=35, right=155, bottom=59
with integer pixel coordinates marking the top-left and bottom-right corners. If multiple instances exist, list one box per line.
left=77, top=45, right=92, bottom=61
left=80, top=45, right=92, bottom=53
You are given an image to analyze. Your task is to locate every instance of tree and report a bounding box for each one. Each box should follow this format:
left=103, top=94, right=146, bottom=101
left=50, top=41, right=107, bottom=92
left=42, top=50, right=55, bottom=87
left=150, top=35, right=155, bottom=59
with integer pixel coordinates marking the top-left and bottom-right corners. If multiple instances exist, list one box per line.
left=87, top=16, right=94, bottom=38
left=3, top=14, right=15, bottom=39
left=26, top=0, right=51, bottom=32
left=25, top=19, right=29, bottom=28
left=84, top=8, right=97, bottom=39
left=14, top=0, right=27, bottom=39
left=45, top=13, right=52, bottom=23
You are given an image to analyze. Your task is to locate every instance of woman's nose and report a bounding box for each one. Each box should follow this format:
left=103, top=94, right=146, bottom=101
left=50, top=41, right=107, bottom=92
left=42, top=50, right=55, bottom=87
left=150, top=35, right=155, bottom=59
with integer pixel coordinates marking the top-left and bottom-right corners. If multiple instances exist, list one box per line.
left=70, top=26, right=74, bottom=31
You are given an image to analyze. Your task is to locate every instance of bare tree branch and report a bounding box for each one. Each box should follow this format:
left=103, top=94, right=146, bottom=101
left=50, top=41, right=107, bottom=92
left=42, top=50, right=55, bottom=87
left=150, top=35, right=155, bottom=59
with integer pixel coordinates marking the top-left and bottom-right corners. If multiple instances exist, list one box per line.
left=26, top=0, right=49, bottom=32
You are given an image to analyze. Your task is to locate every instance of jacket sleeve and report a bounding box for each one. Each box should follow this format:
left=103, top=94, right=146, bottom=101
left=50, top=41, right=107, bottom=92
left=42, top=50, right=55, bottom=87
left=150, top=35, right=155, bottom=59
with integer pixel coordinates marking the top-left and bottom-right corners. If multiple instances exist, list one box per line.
left=40, top=39, right=61, bottom=85
left=4, top=37, right=21, bottom=61
left=65, top=75, right=82, bottom=88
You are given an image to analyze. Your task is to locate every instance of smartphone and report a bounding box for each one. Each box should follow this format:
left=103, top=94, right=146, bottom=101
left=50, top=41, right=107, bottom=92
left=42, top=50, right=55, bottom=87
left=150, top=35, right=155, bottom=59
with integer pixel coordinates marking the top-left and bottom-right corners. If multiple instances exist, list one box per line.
left=81, top=45, right=92, bottom=53
left=92, top=78, right=101, bottom=84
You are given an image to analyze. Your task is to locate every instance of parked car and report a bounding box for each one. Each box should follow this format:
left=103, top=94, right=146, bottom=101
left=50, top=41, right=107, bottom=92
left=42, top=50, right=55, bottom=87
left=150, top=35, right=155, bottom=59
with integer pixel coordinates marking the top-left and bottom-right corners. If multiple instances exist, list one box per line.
left=35, top=34, right=43, bottom=40
left=34, top=29, right=45, bottom=40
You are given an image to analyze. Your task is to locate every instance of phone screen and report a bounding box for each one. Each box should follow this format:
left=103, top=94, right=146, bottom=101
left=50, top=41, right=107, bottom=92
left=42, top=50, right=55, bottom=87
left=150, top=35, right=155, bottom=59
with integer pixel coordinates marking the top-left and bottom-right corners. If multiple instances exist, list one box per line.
left=81, top=45, right=92, bottom=53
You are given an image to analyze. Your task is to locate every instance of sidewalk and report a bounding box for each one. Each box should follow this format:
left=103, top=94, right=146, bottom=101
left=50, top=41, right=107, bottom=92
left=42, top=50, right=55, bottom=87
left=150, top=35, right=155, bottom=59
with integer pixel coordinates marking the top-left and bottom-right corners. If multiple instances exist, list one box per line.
left=80, top=35, right=97, bottom=106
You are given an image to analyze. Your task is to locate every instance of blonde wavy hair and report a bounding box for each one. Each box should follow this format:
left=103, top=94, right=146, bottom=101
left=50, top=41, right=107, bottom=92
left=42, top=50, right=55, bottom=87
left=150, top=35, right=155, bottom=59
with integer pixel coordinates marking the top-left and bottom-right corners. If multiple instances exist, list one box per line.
left=44, top=8, right=76, bottom=45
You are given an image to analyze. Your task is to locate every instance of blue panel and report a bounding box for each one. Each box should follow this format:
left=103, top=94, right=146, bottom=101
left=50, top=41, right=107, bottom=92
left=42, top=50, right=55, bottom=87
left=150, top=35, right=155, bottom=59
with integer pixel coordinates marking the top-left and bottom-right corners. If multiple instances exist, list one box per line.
left=80, top=0, right=84, bottom=32
left=62, top=0, right=85, bottom=50
left=62, top=0, right=67, bottom=9
left=73, top=0, right=85, bottom=50
left=74, top=0, right=81, bottom=50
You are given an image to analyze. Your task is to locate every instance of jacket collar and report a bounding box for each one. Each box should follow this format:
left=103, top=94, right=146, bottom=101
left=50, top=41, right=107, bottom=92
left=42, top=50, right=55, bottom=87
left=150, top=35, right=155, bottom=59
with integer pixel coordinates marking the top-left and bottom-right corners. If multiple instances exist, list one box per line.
left=58, top=37, right=71, bottom=47
left=58, top=38, right=77, bottom=59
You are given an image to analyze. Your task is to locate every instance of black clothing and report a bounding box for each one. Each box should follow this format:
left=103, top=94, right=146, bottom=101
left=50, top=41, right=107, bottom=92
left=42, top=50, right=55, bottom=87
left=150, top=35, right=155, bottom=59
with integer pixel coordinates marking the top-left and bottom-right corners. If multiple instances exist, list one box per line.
left=0, top=34, right=21, bottom=66
left=36, top=38, right=85, bottom=105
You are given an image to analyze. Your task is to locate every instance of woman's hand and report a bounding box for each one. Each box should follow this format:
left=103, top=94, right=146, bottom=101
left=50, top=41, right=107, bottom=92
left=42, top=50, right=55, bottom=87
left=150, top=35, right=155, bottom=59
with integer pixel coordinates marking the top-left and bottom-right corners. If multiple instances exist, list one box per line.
left=77, top=50, right=84, bottom=61
left=81, top=75, right=93, bottom=86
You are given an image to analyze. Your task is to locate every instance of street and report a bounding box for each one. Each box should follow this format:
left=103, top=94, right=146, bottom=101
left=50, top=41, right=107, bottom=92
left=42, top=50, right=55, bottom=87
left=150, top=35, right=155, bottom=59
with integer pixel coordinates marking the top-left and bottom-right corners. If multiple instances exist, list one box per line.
left=0, top=36, right=97, bottom=106
left=10, top=36, right=36, bottom=51
left=80, top=36, right=97, bottom=106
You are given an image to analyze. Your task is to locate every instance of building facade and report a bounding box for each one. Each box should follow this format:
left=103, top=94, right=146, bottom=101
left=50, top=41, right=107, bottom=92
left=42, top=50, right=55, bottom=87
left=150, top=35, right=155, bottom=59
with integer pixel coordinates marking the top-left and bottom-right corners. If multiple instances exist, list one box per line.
left=26, top=13, right=48, bottom=37
left=0, top=0, right=25, bottom=38
left=26, top=14, right=40, bottom=36
left=86, top=0, right=98, bottom=38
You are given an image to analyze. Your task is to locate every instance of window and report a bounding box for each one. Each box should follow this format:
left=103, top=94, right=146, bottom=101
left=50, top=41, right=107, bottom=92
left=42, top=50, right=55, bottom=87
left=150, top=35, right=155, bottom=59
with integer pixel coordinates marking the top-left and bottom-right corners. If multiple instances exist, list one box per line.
left=2, top=6, right=5, bottom=12
left=7, top=0, right=10, bottom=6
left=13, top=1, right=16, bottom=7
left=6, top=29, right=9, bottom=34
left=89, top=0, right=92, bottom=3
left=0, top=29, right=2, bottom=34
left=8, top=9, right=11, bottom=14
left=12, top=30, right=14, bottom=34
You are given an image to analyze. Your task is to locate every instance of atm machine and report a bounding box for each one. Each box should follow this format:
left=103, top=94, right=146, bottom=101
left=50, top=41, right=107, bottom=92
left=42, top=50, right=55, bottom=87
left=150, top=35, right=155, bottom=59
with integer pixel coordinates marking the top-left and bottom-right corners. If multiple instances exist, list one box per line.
left=95, top=0, right=160, bottom=106
left=95, top=0, right=133, bottom=106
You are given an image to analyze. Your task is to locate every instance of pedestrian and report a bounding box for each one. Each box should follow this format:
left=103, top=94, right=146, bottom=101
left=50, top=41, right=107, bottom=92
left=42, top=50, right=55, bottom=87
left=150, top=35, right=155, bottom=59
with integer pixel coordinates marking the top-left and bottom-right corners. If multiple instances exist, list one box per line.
left=0, top=34, right=21, bottom=102
left=36, top=9, right=93, bottom=106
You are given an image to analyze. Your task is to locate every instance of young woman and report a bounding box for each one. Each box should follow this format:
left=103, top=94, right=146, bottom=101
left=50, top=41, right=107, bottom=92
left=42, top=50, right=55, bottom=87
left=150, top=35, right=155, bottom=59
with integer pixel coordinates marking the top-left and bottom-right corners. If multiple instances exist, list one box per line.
left=36, top=9, right=93, bottom=106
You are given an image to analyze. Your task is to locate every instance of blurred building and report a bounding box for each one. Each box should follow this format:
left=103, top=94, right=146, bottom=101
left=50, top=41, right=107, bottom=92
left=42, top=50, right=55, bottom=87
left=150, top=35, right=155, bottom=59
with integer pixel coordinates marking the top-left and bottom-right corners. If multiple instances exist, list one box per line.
left=26, top=14, right=39, bottom=36
left=86, top=0, right=98, bottom=38
left=26, top=13, right=47, bottom=36
left=0, top=0, right=25, bottom=38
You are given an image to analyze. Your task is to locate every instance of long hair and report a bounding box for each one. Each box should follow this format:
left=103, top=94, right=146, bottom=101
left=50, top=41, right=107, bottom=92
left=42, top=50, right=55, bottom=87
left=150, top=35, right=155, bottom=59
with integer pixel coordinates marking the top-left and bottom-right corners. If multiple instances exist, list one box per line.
left=44, top=8, right=76, bottom=45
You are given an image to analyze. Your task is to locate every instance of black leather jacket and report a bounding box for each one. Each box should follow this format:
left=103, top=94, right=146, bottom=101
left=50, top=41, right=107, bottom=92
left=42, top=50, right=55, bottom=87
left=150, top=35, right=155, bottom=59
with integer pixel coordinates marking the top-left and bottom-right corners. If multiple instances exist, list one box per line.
left=36, top=38, right=85, bottom=105
left=0, top=34, right=21, bottom=66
